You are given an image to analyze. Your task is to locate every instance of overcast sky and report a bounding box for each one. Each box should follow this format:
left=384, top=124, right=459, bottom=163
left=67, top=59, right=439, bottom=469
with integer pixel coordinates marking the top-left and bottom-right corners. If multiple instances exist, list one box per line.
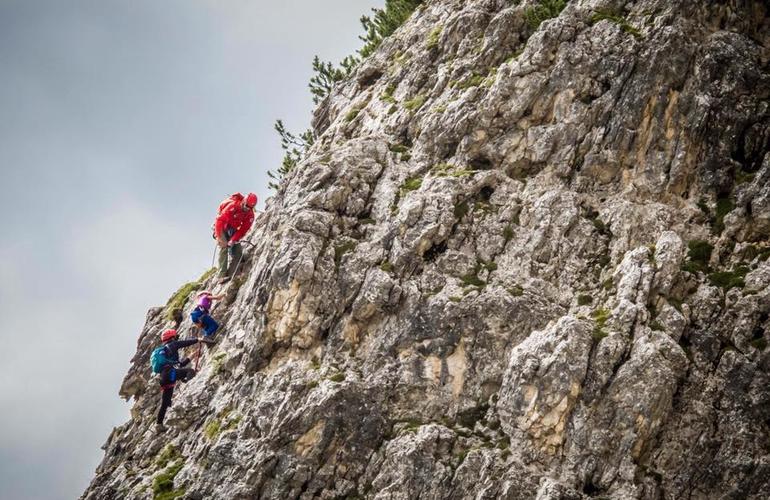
left=0, top=1, right=380, bottom=498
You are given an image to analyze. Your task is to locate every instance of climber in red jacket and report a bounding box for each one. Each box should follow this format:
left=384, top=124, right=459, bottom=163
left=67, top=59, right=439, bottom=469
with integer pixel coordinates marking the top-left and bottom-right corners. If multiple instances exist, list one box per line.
left=213, top=192, right=257, bottom=283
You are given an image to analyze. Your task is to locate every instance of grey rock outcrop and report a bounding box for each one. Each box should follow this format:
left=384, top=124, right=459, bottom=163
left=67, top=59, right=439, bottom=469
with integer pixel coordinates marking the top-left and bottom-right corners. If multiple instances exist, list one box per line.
left=84, top=1, right=770, bottom=499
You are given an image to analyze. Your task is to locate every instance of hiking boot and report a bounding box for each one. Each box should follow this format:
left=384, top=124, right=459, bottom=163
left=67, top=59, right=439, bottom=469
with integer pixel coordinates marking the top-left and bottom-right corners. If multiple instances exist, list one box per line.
left=217, top=276, right=231, bottom=285
left=201, top=336, right=217, bottom=345
left=154, top=423, right=167, bottom=434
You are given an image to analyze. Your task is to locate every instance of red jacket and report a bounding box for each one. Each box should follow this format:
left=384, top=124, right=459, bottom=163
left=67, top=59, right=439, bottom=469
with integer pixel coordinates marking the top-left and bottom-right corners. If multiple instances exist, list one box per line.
left=214, top=193, right=254, bottom=243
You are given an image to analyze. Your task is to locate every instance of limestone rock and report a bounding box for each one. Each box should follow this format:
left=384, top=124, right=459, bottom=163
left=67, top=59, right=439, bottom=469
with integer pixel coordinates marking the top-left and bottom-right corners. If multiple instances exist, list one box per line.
left=84, top=1, right=770, bottom=499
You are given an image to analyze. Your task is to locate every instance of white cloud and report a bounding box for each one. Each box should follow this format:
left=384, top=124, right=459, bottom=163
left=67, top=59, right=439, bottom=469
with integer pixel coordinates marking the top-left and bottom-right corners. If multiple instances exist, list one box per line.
left=66, top=196, right=211, bottom=306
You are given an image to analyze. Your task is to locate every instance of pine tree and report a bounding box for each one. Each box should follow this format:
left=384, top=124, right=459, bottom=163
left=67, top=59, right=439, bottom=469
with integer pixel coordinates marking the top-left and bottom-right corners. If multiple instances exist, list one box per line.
left=309, top=0, right=423, bottom=105
left=268, top=120, right=315, bottom=191
left=269, top=0, right=424, bottom=191
left=309, top=55, right=359, bottom=105
left=359, top=0, right=423, bottom=58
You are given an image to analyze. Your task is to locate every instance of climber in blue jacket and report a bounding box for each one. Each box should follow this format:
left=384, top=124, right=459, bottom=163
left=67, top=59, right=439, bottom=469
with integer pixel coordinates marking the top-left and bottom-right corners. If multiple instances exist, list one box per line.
left=153, top=329, right=202, bottom=432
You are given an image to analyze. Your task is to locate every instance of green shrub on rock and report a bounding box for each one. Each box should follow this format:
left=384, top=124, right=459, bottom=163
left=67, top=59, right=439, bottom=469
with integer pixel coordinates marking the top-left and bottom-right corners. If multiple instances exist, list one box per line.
left=681, top=240, right=713, bottom=274
left=152, top=458, right=185, bottom=500
left=590, top=8, right=641, bottom=37
left=524, top=0, right=568, bottom=30
left=708, top=265, right=749, bottom=291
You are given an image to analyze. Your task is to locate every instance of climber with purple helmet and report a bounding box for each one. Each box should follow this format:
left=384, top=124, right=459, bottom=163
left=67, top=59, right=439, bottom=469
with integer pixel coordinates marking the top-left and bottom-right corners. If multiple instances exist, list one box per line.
left=190, top=291, right=222, bottom=344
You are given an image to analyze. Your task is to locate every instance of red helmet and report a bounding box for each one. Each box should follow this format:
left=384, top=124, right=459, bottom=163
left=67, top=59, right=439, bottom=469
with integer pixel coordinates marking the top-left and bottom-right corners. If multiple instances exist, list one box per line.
left=161, top=329, right=177, bottom=342
left=245, top=192, right=257, bottom=208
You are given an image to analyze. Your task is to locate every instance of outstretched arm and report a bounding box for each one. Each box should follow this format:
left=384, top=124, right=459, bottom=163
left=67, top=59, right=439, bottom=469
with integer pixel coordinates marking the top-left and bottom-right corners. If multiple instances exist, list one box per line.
left=197, top=291, right=223, bottom=301
left=174, top=338, right=200, bottom=350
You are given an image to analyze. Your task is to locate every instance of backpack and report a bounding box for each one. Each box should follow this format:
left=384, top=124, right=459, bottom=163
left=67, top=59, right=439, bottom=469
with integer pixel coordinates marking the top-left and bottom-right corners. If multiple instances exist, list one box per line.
left=218, top=193, right=244, bottom=214
left=150, top=345, right=174, bottom=373
left=212, top=193, right=245, bottom=237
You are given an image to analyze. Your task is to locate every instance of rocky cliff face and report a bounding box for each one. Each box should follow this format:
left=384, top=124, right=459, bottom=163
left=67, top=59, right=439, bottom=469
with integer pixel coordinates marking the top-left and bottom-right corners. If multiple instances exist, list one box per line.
left=83, top=1, right=770, bottom=499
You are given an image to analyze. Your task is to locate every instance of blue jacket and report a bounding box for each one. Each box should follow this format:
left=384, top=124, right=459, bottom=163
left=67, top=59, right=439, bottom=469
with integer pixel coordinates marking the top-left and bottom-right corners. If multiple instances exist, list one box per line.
left=190, top=306, right=208, bottom=324
left=162, top=338, right=198, bottom=366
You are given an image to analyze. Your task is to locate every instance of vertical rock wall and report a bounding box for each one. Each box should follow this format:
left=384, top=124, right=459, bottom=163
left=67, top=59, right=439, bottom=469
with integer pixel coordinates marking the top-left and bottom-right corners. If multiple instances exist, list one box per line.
left=84, top=1, right=770, bottom=499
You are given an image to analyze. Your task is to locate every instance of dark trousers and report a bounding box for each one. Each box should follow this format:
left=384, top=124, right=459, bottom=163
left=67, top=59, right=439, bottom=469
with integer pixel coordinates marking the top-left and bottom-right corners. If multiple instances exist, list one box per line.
left=156, top=367, right=196, bottom=424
